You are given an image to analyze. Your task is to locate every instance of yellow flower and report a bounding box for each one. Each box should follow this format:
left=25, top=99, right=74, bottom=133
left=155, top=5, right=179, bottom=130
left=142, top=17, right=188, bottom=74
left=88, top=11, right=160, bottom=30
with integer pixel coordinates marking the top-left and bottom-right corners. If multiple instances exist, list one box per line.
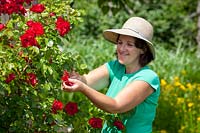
left=160, top=129, right=167, bottom=133
left=178, top=126, right=186, bottom=132
left=161, top=79, right=167, bottom=87
left=174, top=76, right=179, bottom=81
left=177, top=97, right=184, bottom=104
left=186, top=83, right=193, bottom=91
left=180, top=85, right=186, bottom=91
left=197, top=117, right=200, bottom=121
left=166, top=84, right=173, bottom=90
left=181, top=70, right=186, bottom=75
left=188, top=102, right=194, bottom=108
left=174, top=81, right=181, bottom=87
left=197, top=84, right=200, bottom=91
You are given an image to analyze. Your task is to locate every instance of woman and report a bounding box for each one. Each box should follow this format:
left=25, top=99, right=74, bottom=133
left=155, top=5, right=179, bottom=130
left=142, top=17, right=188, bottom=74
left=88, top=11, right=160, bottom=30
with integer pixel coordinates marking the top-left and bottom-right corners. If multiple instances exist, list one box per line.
left=62, top=17, right=160, bottom=133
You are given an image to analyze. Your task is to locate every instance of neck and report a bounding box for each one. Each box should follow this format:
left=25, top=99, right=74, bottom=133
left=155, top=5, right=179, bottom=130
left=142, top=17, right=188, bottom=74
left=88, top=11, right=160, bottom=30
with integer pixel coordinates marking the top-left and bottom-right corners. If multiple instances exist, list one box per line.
left=125, top=64, right=141, bottom=74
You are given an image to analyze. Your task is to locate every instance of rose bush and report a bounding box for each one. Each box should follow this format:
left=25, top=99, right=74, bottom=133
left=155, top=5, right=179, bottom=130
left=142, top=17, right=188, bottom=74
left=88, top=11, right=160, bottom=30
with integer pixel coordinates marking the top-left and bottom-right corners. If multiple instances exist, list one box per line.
left=0, top=0, right=90, bottom=132
left=0, top=0, right=126, bottom=132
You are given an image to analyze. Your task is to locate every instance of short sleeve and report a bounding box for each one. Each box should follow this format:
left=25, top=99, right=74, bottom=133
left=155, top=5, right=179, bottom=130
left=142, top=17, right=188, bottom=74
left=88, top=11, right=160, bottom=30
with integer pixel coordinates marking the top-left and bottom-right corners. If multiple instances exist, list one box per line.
left=131, top=68, right=160, bottom=92
left=106, top=60, right=125, bottom=82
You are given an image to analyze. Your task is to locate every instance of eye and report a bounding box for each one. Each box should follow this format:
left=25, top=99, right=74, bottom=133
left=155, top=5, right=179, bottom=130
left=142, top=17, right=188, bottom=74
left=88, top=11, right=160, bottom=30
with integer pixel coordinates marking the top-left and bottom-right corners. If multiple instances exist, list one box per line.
left=117, top=40, right=123, bottom=45
left=127, top=43, right=135, bottom=47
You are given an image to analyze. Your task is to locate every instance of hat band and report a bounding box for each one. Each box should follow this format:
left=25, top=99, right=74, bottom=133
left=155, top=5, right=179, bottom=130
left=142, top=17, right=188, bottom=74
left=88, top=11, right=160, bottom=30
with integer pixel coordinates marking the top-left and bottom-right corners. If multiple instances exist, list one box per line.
left=122, top=28, right=148, bottom=41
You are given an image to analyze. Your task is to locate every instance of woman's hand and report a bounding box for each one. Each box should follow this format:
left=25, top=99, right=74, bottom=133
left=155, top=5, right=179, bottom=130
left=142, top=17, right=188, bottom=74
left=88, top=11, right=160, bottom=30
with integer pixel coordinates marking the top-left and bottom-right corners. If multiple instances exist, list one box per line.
left=70, top=71, right=87, bottom=84
left=61, top=78, right=85, bottom=92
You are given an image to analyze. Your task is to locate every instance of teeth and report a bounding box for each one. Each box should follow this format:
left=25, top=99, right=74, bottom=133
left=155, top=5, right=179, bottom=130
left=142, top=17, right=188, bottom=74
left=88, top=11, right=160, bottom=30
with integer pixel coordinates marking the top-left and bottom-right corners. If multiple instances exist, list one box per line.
left=120, top=54, right=128, bottom=56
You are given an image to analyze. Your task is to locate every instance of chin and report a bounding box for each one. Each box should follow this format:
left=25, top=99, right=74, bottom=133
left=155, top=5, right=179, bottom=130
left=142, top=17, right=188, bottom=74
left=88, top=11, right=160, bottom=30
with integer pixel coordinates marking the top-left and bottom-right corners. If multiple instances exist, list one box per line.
left=118, top=59, right=126, bottom=65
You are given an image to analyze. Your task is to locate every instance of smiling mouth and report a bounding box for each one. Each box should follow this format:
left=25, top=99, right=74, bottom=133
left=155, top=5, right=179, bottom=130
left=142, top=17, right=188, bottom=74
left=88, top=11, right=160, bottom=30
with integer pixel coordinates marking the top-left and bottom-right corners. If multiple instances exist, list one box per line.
left=118, top=52, right=129, bottom=56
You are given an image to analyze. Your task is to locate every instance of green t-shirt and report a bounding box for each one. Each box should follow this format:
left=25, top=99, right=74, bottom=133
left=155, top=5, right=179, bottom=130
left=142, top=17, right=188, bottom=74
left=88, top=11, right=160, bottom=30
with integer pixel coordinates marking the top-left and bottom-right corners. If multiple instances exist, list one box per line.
left=102, top=60, right=160, bottom=133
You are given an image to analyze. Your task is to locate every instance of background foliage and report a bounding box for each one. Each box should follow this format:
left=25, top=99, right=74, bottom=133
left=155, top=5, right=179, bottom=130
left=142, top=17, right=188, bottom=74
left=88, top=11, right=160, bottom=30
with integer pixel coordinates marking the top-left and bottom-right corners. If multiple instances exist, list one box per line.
left=1, top=0, right=200, bottom=132
left=0, top=0, right=90, bottom=132
left=70, top=0, right=200, bottom=132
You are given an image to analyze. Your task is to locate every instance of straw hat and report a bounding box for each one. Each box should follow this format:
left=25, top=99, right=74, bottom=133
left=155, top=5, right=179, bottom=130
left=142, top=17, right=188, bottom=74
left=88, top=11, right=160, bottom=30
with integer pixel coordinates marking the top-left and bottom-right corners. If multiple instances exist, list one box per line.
left=103, top=17, right=155, bottom=59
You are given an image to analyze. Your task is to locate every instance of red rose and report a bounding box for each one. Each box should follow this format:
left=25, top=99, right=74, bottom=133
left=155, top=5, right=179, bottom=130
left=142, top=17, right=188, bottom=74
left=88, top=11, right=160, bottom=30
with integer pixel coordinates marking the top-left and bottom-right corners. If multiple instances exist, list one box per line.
left=113, top=120, right=125, bottom=130
left=51, top=99, right=64, bottom=114
left=56, top=17, right=70, bottom=37
left=20, top=31, right=38, bottom=48
left=30, top=4, right=45, bottom=13
left=88, top=117, right=103, bottom=129
left=0, top=1, right=27, bottom=15
left=26, top=73, right=38, bottom=86
left=3, top=3, right=16, bottom=15
left=26, top=20, right=44, bottom=36
left=5, top=73, right=16, bottom=84
left=49, top=12, right=56, bottom=17
left=19, top=4, right=27, bottom=15
left=61, top=70, right=74, bottom=86
left=64, top=102, right=78, bottom=116
left=0, top=23, right=5, bottom=31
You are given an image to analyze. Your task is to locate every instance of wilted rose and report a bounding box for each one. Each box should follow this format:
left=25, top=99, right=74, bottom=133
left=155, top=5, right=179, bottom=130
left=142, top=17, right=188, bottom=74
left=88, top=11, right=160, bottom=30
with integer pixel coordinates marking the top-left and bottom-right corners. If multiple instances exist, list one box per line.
left=5, top=73, right=16, bottom=84
left=26, top=73, right=38, bottom=86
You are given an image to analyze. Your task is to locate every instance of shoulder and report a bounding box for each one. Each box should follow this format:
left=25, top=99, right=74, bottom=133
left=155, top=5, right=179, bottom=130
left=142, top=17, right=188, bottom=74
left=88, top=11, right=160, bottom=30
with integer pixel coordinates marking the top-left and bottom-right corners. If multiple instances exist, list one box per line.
left=106, top=60, right=121, bottom=67
left=105, top=60, right=124, bottom=80
left=106, top=60, right=124, bottom=72
left=137, top=66, right=158, bottom=79
left=133, top=66, right=160, bottom=91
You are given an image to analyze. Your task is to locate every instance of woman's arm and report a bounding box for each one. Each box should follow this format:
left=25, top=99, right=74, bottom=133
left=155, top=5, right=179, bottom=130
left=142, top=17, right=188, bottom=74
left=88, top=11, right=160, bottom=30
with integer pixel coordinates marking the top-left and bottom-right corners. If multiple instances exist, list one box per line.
left=62, top=78, right=154, bottom=113
left=72, top=64, right=110, bottom=90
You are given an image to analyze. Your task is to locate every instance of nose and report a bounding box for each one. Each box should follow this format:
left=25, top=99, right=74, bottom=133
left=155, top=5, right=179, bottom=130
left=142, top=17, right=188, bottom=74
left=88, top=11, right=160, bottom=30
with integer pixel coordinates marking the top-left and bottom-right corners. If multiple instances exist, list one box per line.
left=118, top=43, right=127, bottom=51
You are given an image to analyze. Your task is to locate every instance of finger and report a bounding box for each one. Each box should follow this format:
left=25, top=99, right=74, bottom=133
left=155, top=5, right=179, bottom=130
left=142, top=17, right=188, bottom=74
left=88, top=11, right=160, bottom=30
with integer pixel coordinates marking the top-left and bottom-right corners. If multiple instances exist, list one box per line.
left=70, top=73, right=78, bottom=79
left=61, top=84, right=63, bottom=90
left=63, top=85, right=74, bottom=92
left=70, top=70, right=77, bottom=77
left=61, top=82, right=67, bottom=90
left=63, top=80, right=74, bottom=88
left=68, top=78, right=75, bottom=82
left=63, top=88, right=71, bottom=92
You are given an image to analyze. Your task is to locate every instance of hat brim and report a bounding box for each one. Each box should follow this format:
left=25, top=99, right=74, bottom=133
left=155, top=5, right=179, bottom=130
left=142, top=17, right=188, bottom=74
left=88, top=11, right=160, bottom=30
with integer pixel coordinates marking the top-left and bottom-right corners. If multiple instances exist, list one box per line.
left=103, top=29, right=155, bottom=59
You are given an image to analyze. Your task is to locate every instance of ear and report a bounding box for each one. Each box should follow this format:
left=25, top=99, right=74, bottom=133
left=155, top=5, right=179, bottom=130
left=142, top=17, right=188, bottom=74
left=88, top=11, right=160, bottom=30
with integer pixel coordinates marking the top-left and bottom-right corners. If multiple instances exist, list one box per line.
left=140, top=50, right=144, bottom=54
left=140, top=46, right=147, bottom=54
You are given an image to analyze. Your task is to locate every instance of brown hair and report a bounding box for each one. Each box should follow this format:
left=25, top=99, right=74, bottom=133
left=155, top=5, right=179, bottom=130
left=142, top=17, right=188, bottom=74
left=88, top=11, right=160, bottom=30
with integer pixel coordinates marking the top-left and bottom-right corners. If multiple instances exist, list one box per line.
left=135, top=38, right=154, bottom=67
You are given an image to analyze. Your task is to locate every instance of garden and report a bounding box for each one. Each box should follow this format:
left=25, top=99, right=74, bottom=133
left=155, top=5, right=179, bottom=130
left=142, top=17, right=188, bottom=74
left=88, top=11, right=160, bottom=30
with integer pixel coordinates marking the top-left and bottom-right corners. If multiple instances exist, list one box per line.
left=0, top=0, right=200, bottom=133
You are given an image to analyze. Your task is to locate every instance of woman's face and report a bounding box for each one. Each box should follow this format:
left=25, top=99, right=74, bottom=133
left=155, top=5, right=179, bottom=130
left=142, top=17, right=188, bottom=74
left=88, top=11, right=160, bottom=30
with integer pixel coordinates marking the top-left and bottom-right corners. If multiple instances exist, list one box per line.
left=116, top=35, right=143, bottom=67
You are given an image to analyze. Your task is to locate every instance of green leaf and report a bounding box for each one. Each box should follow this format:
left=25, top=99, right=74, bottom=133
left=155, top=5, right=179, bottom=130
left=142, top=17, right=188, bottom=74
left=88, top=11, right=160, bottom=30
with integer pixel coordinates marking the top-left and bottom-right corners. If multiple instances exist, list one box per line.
left=59, top=36, right=69, bottom=46
left=47, top=66, right=53, bottom=75
left=33, top=90, right=38, bottom=96
left=6, top=87, right=11, bottom=95
left=29, top=46, right=40, bottom=55
left=80, top=64, right=87, bottom=70
left=102, top=6, right=109, bottom=14
left=8, top=63, right=15, bottom=70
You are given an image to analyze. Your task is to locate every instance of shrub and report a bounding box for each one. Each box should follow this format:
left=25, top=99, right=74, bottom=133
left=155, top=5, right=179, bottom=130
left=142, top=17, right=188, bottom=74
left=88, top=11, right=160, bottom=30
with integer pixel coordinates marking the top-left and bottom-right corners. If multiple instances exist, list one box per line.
left=0, top=0, right=88, bottom=132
